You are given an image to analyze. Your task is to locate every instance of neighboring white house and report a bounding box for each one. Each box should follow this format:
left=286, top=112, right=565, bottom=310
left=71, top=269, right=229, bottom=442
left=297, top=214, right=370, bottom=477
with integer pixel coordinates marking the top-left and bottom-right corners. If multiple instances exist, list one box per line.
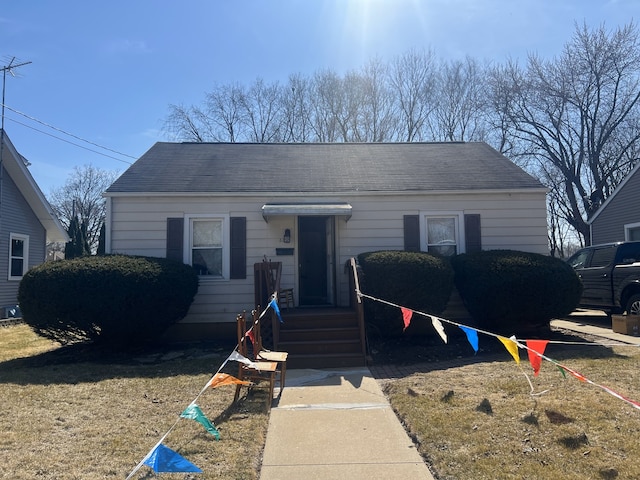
left=0, top=130, right=68, bottom=314
left=104, top=142, right=549, bottom=336
left=589, top=161, right=640, bottom=245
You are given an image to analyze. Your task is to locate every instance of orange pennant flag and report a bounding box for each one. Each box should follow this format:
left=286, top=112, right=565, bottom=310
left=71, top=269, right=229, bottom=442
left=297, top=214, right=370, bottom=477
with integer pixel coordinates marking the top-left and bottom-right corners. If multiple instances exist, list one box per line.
left=401, top=307, right=413, bottom=332
left=498, top=335, right=520, bottom=364
left=209, top=373, right=251, bottom=388
left=567, top=368, right=587, bottom=383
left=525, top=340, right=549, bottom=376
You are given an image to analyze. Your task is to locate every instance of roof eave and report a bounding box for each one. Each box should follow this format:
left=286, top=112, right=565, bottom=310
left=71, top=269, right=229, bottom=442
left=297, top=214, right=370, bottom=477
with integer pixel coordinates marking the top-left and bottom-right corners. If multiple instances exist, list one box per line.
left=1, top=131, right=70, bottom=243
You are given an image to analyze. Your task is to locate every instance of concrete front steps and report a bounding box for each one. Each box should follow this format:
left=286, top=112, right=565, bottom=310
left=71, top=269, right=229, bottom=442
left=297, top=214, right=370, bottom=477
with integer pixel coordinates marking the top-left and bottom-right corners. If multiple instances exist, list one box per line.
left=277, top=308, right=367, bottom=369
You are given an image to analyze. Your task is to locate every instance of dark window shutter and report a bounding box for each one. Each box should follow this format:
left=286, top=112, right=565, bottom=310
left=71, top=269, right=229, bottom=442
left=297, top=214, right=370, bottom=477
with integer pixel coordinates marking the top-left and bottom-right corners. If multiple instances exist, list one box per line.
left=230, top=217, right=246, bottom=279
left=403, top=215, right=420, bottom=252
left=464, top=214, right=482, bottom=253
left=166, top=218, right=184, bottom=261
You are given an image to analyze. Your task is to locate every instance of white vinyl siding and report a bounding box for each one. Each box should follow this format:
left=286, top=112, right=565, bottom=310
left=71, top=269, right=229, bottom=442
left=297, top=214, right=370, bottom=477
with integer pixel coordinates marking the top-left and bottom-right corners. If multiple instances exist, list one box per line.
left=107, top=190, right=548, bottom=324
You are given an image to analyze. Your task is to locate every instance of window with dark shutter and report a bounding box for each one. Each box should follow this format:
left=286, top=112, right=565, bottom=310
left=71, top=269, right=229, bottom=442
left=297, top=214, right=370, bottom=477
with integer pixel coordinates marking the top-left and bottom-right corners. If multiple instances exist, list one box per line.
left=166, top=218, right=184, bottom=261
left=464, top=214, right=482, bottom=253
left=230, top=217, right=247, bottom=279
left=403, top=215, right=420, bottom=252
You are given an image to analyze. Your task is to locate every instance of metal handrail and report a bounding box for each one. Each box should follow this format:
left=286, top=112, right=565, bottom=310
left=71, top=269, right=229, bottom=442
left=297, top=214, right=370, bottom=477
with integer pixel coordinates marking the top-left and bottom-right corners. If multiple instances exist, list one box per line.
left=347, top=257, right=368, bottom=360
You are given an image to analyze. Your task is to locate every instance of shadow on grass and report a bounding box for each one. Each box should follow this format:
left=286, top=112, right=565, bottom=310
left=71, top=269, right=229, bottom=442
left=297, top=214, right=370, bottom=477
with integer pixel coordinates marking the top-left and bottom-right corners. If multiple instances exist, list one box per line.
left=0, top=339, right=240, bottom=385
left=368, top=320, right=626, bottom=375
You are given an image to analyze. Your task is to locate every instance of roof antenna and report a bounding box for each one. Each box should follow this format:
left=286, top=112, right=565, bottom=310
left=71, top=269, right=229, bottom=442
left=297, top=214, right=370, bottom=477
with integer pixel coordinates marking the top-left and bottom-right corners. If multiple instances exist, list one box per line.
left=0, top=56, right=32, bottom=237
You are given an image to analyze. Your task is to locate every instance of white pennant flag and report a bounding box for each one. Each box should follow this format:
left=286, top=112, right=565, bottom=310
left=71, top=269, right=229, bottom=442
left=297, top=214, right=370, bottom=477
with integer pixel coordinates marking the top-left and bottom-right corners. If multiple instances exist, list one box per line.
left=431, top=316, right=448, bottom=344
left=228, top=350, right=259, bottom=369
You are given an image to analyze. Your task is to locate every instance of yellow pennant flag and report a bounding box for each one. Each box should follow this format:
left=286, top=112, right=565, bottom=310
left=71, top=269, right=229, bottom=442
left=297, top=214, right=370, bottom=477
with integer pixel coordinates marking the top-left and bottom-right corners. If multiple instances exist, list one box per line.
left=208, top=373, right=251, bottom=388
left=498, top=335, right=520, bottom=364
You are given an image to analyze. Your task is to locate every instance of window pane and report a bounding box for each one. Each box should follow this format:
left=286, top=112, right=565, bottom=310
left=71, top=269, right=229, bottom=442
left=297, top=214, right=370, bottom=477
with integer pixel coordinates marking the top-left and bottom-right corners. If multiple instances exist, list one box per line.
left=629, top=227, right=640, bottom=241
left=192, top=248, right=222, bottom=276
left=11, top=239, right=24, bottom=257
left=427, top=218, right=456, bottom=244
left=193, top=221, right=222, bottom=247
left=10, top=258, right=23, bottom=277
left=590, top=246, right=616, bottom=267
left=430, top=244, right=457, bottom=256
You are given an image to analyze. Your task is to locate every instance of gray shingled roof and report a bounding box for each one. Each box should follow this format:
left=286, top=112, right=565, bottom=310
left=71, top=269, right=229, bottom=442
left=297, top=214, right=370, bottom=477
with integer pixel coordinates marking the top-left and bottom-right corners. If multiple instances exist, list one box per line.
left=105, top=142, right=544, bottom=194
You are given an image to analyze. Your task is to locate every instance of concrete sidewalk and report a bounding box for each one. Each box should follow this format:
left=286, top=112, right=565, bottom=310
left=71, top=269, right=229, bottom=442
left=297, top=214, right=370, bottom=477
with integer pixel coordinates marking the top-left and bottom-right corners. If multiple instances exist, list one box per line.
left=260, top=367, right=435, bottom=480
left=552, top=310, right=640, bottom=345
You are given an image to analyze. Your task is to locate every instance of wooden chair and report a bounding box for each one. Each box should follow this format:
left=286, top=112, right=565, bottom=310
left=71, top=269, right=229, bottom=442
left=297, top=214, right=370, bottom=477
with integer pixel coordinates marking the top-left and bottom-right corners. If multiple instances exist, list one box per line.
left=279, top=288, right=294, bottom=309
left=251, top=308, right=288, bottom=393
left=233, top=313, right=278, bottom=411
left=259, top=258, right=294, bottom=310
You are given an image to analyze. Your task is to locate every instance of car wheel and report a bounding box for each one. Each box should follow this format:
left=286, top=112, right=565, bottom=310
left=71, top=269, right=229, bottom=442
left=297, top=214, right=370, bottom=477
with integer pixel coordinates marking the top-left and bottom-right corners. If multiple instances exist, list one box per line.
left=626, top=294, right=640, bottom=316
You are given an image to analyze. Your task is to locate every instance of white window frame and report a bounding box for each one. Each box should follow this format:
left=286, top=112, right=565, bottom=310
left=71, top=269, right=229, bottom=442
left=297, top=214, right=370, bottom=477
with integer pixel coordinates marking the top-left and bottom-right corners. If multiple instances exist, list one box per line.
left=8, top=233, right=29, bottom=281
left=625, top=222, right=640, bottom=242
left=185, top=214, right=230, bottom=279
left=420, top=211, right=465, bottom=256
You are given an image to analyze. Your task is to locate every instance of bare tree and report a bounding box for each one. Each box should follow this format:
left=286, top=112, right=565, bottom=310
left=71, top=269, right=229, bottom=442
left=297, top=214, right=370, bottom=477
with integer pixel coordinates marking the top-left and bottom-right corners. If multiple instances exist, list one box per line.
left=389, top=49, right=437, bottom=141
left=205, top=83, right=247, bottom=142
left=353, top=58, right=398, bottom=142
left=241, top=78, right=284, bottom=142
left=163, top=103, right=213, bottom=142
left=309, top=69, right=342, bottom=142
left=48, top=165, right=120, bottom=254
left=281, top=74, right=313, bottom=142
left=431, top=57, right=488, bottom=141
left=498, top=22, right=640, bottom=245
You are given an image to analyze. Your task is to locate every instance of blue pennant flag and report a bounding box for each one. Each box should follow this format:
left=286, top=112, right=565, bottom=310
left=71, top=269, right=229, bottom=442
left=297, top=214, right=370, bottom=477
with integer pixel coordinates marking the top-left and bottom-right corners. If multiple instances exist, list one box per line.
left=459, top=326, right=479, bottom=353
left=143, top=444, right=202, bottom=473
left=270, top=298, right=284, bottom=323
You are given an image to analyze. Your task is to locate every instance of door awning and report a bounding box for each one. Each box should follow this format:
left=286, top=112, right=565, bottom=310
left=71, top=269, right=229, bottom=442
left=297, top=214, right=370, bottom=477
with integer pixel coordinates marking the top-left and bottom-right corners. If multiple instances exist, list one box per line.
left=262, top=203, right=352, bottom=222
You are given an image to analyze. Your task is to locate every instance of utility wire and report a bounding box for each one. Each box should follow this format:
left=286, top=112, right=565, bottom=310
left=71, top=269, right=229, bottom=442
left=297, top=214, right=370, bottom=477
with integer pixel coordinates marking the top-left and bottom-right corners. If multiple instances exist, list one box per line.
left=1, top=102, right=137, bottom=161
left=5, top=117, right=133, bottom=165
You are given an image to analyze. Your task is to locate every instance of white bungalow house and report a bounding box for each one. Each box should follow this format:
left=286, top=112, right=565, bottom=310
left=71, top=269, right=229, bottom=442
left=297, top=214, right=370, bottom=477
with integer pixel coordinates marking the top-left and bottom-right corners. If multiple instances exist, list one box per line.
left=104, top=142, right=548, bottom=353
left=0, top=130, right=68, bottom=315
left=589, top=161, right=640, bottom=244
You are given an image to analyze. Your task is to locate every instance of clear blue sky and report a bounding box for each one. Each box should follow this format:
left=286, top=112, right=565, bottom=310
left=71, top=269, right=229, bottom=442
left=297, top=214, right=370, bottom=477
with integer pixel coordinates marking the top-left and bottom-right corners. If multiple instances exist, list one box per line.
left=0, top=0, right=637, bottom=194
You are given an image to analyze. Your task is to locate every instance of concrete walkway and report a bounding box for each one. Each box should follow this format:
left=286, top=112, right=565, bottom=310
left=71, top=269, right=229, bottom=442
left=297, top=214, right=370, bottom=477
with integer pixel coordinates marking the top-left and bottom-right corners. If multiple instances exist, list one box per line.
left=260, top=367, right=435, bottom=480
left=260, top=313, right=639, bottom=480
left=552, top=310, right=640, bottom=345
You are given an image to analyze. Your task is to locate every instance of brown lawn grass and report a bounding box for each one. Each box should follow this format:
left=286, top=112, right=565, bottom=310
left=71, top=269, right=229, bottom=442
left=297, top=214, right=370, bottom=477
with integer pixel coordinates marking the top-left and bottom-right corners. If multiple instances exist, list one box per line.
left=382, top=337, right=640, bottom=480
left=0, top=324, right=269, bottom=479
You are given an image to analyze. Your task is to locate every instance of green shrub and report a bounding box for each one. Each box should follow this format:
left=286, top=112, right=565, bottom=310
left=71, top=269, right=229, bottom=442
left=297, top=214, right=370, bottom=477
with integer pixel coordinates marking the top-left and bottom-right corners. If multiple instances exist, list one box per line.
left=450, top=250, right=582, bottom=334
left=18, top=255, right=199, bottom=346
left=358, top=250, right=454, bottom=337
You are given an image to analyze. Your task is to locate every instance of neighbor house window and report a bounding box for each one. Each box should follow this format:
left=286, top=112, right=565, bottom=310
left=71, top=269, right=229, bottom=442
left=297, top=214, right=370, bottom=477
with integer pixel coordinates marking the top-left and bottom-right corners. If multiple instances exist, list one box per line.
left=190, top=218, right=224, bottom=277
left=9, top=233, right=28, bottom=280
left=625, top=222, right=640, bottom=241
left=425, top=216, right=459, bottom=256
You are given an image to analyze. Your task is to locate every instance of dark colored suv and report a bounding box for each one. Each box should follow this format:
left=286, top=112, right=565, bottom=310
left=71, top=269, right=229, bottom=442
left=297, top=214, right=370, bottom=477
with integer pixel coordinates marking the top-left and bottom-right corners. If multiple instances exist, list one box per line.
left=567, top=242, right=640, bottom=315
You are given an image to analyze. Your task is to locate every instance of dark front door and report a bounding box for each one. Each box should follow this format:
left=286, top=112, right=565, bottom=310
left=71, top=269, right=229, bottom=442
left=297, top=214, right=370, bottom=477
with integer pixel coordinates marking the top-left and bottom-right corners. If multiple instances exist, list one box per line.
left=298, top=216, right=331, bottom=306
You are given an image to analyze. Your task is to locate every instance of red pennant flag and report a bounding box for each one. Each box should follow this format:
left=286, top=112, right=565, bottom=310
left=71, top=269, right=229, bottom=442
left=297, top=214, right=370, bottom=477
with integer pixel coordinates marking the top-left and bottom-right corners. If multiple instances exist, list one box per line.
left=526, top=340, right=549, bottom=376
left=246, top=327, right=256, bottom=347
left=401, top=308, right=413, bottom=332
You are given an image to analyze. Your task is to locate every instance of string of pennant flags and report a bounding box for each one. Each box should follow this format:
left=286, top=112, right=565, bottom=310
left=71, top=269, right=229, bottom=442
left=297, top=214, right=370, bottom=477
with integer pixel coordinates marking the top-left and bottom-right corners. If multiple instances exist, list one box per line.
left=125, top=298, right=282, bottom=478
left=359, top=291, right=640, bottom=411
left=127, top=285, right=640, bottom=477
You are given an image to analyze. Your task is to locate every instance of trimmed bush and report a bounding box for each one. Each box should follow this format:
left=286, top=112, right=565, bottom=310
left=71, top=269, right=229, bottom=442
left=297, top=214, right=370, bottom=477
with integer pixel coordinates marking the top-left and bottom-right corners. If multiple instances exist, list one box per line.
left=451, top=250, right=582, bottom=334
left=358, top=250, right=454, bottom=337
left=18, top=255, right=199, bottom=346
